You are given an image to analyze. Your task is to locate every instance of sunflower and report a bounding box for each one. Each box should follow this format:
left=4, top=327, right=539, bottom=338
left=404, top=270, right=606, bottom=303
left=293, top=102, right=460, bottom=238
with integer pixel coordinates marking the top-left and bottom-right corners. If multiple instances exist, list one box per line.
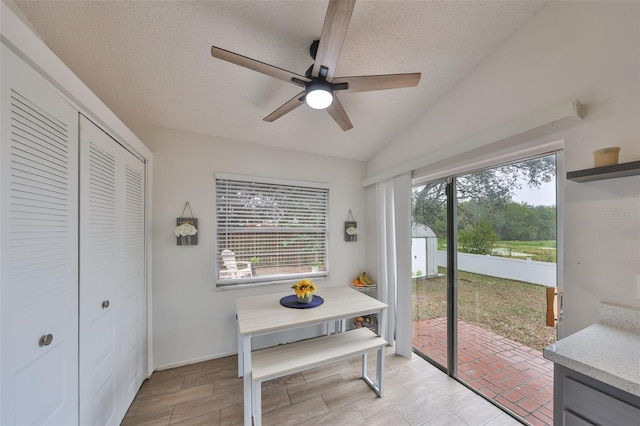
left=291, top=279, right=317, bottom=298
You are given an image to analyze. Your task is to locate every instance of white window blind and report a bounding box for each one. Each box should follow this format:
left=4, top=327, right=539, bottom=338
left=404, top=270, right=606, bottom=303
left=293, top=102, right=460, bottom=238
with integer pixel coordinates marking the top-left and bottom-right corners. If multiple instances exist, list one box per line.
left=215, top=175, right=329, bottom=287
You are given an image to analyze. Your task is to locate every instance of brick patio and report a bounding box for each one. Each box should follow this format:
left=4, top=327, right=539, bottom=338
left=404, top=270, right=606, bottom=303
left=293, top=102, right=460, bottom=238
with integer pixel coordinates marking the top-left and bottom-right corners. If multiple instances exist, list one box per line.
left=413, top=317, right=554, bottom=426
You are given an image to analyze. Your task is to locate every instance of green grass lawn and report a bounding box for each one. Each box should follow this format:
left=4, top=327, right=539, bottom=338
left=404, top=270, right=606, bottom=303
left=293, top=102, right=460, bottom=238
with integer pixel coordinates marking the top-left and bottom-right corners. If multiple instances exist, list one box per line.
left=412, top=269, right=556, bottom=351
left=498, top=240, right=556, bottom=249
left=438, top=239, right=557, bottom=262
left=493, top=241, right=556, bottom=262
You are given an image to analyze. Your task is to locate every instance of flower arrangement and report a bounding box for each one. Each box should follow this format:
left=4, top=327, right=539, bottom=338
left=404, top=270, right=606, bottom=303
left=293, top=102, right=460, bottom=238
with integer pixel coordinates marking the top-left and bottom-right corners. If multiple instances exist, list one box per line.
left=174, top=222, right=197, bottom=237
left=291, top=279, right=317, bottom=302
left=345, top=226, right=359, bottom=236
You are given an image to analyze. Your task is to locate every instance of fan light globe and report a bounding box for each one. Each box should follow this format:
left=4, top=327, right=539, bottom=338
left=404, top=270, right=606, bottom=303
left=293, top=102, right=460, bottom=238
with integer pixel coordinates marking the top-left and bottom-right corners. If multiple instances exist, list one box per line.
left=306, top=88, right=333, bottom=109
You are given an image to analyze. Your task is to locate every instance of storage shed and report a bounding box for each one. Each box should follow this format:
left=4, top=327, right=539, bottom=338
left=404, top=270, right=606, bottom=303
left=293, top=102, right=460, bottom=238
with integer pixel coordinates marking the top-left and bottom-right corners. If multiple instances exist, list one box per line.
left=412, top=224, right=439, bottom=277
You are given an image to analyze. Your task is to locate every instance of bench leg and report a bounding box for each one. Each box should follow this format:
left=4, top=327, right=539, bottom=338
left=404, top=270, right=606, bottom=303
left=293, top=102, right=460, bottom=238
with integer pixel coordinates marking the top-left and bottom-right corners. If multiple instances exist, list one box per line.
left=376, top=346, right=385, bottom=396
left=362, top=352, right=368, bottom=378
left=361, top=347, right=385, bottom=397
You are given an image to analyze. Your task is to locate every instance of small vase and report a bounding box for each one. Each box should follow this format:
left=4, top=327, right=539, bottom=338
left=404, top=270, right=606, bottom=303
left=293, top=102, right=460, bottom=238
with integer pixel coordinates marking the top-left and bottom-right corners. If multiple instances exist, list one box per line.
left=297, top=294, right=314, bottom=304
left=180, top=235, right=191, bottom=245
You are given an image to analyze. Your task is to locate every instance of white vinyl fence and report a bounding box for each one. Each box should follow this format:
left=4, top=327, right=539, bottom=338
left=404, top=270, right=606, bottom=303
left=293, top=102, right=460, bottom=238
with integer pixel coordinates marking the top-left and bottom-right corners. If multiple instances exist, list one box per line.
left=436, top=251, right=556, bottom=287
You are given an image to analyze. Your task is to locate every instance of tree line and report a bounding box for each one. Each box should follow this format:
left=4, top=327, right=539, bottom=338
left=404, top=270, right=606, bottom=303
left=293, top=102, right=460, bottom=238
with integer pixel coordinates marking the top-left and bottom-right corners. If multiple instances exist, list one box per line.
left=411, top=155, right=557, bottom=254
left=415, top=200, right=555, bottom=241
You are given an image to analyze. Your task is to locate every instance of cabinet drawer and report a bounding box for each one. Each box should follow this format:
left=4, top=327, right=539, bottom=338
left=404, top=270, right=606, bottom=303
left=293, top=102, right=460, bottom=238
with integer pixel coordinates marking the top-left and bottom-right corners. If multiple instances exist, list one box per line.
left=564, top=377, right=640, bottom=426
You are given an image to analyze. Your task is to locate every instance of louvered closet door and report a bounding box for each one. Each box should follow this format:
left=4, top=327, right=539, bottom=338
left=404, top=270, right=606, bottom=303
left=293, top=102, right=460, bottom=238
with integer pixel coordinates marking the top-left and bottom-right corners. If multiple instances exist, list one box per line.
left=119, top=132, right=146, bottom=410
left=79, top=115, right=146, bottom=425
left=79, top=115, right=120, bottom=426
left=0, top=45, right=79, bottom=425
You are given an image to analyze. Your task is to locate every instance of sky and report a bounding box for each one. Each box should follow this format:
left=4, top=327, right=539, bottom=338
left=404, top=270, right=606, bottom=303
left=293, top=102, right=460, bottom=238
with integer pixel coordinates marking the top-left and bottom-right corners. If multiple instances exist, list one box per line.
left=511, top=177, right=556, bottom=206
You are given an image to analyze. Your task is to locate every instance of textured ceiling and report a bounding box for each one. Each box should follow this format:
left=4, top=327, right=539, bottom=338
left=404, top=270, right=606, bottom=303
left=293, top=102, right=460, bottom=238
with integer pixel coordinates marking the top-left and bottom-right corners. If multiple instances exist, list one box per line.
left=13, top=0, right=545, bottom=161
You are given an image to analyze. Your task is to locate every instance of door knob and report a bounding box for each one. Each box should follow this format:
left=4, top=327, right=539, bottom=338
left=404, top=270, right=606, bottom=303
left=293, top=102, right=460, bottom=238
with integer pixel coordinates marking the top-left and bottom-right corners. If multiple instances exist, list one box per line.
left=102, top=300, right=110, bottom=309
left=39, top=334, right=53, bottom=347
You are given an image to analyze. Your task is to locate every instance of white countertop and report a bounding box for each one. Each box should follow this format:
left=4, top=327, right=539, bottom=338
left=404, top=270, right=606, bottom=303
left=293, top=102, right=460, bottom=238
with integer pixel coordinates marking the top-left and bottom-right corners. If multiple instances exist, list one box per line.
left=543, top=303, right=640, bottom=397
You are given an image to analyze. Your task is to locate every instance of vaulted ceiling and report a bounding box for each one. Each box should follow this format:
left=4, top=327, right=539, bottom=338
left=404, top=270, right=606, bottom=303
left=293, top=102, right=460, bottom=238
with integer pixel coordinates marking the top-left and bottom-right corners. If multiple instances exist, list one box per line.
left=13, top=0, right=545, bottom=161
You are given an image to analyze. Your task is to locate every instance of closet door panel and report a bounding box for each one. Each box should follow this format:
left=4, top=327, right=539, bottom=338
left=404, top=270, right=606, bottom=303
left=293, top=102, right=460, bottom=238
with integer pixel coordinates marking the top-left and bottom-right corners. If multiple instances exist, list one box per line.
left=119, top=145, right=146, bottom=406
left=79, top=115, right=119, bottom=426
left=1, top=45, right=79, bottom=426
left=79, top=115, right=146, bottom=424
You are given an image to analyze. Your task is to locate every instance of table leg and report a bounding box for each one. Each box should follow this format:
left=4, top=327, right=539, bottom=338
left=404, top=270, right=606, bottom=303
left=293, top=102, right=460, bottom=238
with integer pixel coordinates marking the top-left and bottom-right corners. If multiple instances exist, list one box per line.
left=376, top=307, right=387, bottom=396
left=237, top=314, right=243, bottom=377
left=253, top=380, right=262, bottom=426
left=379, top=308, right=388, bottom=341
left=242, top=335, right=252, bottom=426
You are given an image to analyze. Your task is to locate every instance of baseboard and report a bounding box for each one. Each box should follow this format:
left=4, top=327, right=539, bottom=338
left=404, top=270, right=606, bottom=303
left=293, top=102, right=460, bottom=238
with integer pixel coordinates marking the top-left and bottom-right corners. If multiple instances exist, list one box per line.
left=154, top=349, right=238, bottom=371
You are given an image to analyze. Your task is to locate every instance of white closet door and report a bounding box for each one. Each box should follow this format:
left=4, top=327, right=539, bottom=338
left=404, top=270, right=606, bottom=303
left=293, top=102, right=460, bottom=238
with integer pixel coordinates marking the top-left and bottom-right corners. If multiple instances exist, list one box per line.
left=118, top=134, right=146, bottom=410
left=0, top=45, right=79, bottom=426
left=79, top=115, right=120, bottom=426
left=79, top=115, right=146, bottom=425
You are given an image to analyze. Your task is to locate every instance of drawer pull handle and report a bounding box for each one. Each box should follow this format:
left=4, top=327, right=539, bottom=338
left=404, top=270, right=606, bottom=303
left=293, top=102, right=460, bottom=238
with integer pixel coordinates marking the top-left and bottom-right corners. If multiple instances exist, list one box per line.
left=39, top=334, right=53, bottom=347
left=102, top=300, right=110, bottom=309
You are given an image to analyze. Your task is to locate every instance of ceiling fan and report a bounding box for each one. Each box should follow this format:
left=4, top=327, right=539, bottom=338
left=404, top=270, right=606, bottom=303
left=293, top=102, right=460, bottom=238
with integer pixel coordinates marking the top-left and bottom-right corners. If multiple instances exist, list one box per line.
left=210, top=0, right=421, bottom=131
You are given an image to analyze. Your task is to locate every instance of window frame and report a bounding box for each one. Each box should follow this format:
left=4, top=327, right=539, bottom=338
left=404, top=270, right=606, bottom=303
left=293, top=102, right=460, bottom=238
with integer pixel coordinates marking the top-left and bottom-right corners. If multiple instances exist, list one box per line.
left=214, top=173, right=330, bottom=288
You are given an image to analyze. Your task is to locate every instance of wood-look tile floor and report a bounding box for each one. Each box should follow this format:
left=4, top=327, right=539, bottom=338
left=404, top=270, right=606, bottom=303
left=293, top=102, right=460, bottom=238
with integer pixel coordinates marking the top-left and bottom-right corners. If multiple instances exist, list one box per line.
left=414, top=318, right=553, bottom=425
left=122, top=347, right=523, bottom=426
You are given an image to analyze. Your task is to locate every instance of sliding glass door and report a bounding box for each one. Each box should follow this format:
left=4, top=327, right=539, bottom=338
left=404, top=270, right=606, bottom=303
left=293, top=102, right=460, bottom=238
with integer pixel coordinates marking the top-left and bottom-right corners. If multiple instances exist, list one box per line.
left=411, top=179, right=449, bottom=371
left=412, top=154, right=558, bottom=425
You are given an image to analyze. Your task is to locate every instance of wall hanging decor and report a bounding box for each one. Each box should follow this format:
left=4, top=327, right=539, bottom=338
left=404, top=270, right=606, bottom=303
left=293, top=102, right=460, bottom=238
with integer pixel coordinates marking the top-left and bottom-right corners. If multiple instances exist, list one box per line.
left=175, top=201, right=198, bottom=246
left=344, top=209, right=359, bottom=242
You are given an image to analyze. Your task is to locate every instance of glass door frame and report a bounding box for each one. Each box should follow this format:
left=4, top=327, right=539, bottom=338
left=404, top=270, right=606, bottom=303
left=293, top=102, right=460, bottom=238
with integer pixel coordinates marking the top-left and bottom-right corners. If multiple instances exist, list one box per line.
left=414, top=150, right=563, bottom=376
left=445, top=176, right=458, bottom=377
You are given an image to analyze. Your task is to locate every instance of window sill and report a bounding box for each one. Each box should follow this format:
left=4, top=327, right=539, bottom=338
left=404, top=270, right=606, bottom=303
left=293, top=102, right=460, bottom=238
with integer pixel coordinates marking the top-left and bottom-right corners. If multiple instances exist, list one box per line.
left=216, top=273, right=329, bottom=290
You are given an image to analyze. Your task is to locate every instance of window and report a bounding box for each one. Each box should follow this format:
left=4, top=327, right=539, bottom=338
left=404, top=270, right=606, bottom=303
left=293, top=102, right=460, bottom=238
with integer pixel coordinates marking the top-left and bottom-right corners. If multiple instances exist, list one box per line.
left=215, top=174, right=329, bottom=287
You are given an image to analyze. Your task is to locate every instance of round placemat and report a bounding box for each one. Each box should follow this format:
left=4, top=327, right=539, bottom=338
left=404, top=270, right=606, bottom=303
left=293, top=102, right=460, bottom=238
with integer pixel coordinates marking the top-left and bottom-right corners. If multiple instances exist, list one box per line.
left=279, top=295, right=324, bottom=309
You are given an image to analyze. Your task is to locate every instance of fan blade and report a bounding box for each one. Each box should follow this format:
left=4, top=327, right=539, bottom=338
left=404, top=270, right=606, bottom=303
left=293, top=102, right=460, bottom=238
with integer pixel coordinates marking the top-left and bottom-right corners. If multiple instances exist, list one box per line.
left=211, top=46, right=309, bottom=87
left=333, top=73, right=421, bottom=93
left=326, top=96, right=353, bottom=131
left=263, top=91, right=306, bottom=122
left=311, top=0, right=355, bottom=81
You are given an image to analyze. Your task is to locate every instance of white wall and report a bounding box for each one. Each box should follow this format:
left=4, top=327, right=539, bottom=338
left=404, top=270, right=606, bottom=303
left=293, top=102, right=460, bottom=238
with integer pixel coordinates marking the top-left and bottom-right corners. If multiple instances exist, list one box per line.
left=367, top=1, right=640, bottom=335
left=130, top=124, right=368, bottom=368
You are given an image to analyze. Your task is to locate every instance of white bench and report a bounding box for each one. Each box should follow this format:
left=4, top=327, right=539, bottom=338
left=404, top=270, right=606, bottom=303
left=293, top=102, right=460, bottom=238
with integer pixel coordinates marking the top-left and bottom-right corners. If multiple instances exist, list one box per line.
left=250, top=327, right=387, bottom=425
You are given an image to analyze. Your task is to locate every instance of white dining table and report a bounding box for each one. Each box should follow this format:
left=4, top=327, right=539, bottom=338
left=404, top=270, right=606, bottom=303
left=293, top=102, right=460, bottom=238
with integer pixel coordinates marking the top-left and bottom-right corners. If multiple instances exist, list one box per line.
left=235, top=285, right=388, bottom=426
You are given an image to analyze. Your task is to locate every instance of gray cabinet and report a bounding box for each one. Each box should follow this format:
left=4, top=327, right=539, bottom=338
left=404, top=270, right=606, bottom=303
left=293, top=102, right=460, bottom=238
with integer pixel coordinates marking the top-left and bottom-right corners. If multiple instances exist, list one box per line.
left=554, top=364, right=640, bottom=425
